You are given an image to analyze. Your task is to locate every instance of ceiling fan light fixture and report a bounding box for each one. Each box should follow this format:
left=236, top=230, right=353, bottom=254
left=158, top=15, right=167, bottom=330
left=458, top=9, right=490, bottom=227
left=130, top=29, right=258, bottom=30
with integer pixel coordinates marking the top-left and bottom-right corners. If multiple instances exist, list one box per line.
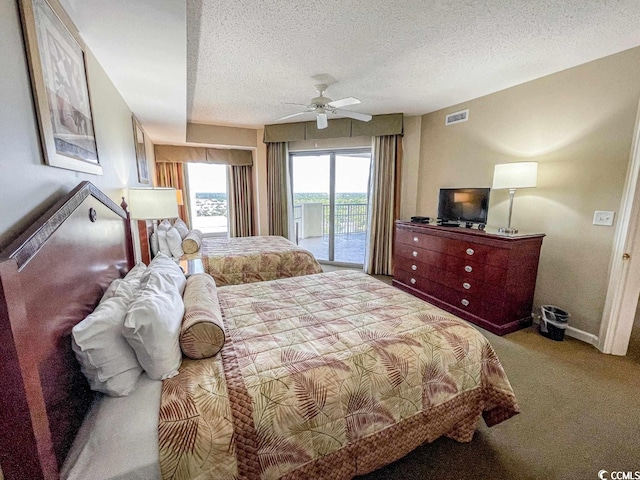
left=275, top=82, right=371, bottom=126
left=317, top=112, right=328, bottom=129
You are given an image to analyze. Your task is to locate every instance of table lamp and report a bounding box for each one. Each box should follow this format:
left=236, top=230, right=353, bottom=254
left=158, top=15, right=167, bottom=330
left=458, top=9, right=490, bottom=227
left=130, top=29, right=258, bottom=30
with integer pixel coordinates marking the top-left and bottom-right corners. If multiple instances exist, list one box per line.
left=128, top=188, right=179, bottom=263
left=128, top=187, right=179, bottom=221
left=492, top=162, right=538, bottom=234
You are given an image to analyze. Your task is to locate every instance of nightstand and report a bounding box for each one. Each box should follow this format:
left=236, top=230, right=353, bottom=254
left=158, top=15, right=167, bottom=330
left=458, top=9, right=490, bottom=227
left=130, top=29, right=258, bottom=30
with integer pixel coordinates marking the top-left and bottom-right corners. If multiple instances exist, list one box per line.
left=179, top=258, right=204, bottom=277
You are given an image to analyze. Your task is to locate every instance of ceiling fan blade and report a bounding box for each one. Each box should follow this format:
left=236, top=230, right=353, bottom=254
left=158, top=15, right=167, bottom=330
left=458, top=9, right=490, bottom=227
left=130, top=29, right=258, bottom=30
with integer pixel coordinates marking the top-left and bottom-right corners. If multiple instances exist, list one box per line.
left=328, top=97, right=361, bottom=108
left=317, top=113, right=328, bottom=129
left=276, top=111, right=310, bottom=121
left=333, top=109, right=372, bottom=122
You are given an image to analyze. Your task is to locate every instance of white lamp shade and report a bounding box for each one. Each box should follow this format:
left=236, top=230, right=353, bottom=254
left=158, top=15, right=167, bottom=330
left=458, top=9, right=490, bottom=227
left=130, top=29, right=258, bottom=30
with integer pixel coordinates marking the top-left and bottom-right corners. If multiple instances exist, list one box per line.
left=128, top=188, right=179, bottom=219
left=492, top=162, right=538, bottom=189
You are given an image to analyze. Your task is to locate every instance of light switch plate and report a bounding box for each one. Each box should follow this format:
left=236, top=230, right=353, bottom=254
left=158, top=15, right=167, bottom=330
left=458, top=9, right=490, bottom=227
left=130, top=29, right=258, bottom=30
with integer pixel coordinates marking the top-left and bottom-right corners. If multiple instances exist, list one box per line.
left=593, top=210, right=615, bottom=226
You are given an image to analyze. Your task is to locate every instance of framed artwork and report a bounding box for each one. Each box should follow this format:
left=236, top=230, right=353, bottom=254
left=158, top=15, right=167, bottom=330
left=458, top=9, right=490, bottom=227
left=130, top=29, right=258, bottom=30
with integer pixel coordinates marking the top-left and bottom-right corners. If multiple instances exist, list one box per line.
left=19, top=0, right=102, bottom=175
left=132, top=116, right=150, bottom=184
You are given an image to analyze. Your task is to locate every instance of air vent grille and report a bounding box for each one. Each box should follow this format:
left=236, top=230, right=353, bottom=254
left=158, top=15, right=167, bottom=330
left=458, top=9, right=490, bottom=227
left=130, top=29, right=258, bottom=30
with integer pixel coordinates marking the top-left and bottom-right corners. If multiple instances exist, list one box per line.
left=445, top=109, right=469, bottom=126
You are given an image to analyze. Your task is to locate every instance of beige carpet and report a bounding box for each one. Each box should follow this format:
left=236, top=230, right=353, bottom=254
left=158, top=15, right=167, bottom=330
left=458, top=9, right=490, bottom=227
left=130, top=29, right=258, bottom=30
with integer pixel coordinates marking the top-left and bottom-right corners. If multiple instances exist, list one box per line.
left=318, top=267, right=640, bottom=480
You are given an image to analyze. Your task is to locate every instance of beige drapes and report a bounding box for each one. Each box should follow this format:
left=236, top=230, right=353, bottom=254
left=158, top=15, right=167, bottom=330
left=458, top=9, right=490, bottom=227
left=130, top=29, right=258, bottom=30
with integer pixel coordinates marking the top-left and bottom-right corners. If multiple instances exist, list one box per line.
left=227, top=165, right=255, bottom=237
left=156, top=162, right=190, bottom=226
left=365, top=135, right=402, bottom=275
left=266, top=142, right=290, bottom=237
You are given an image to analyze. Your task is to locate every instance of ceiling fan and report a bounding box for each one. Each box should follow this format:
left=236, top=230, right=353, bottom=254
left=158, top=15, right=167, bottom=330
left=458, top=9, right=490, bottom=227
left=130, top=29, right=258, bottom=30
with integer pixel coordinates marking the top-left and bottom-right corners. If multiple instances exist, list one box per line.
left=276, top=83, right=372, bottom=129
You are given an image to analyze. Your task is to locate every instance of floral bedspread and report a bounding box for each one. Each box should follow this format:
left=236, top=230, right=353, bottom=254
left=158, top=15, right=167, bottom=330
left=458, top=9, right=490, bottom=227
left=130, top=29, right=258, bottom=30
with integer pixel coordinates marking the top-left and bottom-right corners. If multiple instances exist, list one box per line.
left=199, top=236, right=322, bottom=286
left=158, top=270, right=519, bottom=480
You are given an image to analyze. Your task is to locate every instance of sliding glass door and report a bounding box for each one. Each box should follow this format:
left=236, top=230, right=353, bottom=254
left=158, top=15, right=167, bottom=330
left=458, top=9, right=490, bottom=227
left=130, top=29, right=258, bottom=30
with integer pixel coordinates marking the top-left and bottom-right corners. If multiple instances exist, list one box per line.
left=290, top=149, right=371, bottom=265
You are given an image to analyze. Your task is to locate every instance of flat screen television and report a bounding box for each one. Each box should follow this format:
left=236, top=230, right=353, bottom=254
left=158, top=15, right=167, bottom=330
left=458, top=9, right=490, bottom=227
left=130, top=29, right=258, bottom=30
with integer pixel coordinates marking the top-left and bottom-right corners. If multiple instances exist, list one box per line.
left=438, top=188, right=490, bottom=224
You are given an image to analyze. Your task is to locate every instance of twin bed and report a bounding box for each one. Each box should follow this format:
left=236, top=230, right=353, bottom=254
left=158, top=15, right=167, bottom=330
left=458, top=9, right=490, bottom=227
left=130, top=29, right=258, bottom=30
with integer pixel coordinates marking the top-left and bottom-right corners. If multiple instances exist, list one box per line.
left=0, top=182, right=519, bottom=480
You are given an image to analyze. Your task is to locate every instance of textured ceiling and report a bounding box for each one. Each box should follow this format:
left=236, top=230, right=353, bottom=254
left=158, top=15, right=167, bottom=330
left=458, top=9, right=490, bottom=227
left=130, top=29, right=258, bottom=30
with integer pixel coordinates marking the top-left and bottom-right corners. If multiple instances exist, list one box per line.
left=61, top=0, right=640, bottom=142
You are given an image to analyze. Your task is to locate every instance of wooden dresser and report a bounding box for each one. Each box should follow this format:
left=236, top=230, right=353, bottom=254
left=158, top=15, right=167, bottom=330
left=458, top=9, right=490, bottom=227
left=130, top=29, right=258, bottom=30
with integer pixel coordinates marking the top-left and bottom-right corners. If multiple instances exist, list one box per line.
left=392, top=220, right=544, bottom=335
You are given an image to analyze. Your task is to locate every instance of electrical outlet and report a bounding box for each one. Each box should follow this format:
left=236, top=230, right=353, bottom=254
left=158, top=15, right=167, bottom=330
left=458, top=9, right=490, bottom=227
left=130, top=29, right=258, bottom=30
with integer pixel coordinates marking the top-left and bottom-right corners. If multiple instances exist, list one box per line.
left=593, top=210, right=615, bottom=226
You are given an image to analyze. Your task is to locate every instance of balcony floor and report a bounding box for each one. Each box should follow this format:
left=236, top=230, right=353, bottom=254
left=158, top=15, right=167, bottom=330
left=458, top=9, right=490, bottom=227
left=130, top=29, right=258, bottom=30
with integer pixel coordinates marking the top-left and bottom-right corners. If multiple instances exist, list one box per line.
left=298, top=232, right=367, bottom=265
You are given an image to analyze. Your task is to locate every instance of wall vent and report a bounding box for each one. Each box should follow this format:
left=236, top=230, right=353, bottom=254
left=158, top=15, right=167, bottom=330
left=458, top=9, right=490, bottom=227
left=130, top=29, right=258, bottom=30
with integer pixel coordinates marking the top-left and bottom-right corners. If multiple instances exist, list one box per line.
left=445, top=109, right=469, bottom=126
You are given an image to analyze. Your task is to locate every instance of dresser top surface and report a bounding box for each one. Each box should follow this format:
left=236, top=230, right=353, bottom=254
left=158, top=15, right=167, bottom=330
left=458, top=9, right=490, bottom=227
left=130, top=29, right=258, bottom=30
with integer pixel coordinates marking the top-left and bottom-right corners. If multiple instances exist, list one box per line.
left=396, top=220, right=545, bottom=242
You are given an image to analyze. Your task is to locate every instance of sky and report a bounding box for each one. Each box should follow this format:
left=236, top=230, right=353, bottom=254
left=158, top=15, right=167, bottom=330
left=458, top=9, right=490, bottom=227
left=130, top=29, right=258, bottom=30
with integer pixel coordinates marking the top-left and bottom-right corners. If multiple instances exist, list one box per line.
left=291, top=154, right=370, bottom=193
left=187, top=162, right=227, bottom=193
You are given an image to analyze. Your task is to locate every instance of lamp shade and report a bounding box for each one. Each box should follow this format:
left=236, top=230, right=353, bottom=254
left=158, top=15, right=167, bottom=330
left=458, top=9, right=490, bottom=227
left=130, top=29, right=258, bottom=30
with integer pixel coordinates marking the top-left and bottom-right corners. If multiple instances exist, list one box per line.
left=492, top=162, right=538, bottom=190
left=128, top=188, right=179, bottom=220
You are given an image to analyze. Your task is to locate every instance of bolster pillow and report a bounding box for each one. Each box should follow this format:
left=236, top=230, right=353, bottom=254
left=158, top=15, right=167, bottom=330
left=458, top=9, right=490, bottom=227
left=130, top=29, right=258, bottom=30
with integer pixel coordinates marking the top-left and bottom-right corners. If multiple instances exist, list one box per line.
left=180, top=274, right=225, bottom=359
left=182, top=229, right=203, bottom=254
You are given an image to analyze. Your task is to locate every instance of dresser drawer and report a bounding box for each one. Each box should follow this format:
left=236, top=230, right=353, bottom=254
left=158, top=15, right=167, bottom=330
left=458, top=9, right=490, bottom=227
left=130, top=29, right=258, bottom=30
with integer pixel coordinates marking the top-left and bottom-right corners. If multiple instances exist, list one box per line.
left=442, top=238, right=509, bottom=267
left=430, top=282, right=507, bottom=325
left=396, top=227, right=509, bottom=267
left=437, top=270, right=506, bottom=305
left=394, top=269, right=506, bottom=324
left=395, top=243, right=507, bottom=286
left=396, top=227, right=445, bottom=250
left=444, top=256, right=507, bottom=285
left=395, top=243, right=446, bottom=268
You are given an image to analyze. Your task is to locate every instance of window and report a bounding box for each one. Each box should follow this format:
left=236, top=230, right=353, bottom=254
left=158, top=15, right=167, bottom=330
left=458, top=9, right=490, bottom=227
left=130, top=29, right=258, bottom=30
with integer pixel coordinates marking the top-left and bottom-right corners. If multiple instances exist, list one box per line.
left=186, top=163, right=228, bottom=236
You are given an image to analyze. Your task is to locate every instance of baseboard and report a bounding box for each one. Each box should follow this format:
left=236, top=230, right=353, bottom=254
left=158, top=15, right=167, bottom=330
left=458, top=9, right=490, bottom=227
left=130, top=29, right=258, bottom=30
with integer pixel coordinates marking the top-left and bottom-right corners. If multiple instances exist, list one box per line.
left=565, top=326, right=599, bottom=346
left=533, top=317, right=599, bottom=346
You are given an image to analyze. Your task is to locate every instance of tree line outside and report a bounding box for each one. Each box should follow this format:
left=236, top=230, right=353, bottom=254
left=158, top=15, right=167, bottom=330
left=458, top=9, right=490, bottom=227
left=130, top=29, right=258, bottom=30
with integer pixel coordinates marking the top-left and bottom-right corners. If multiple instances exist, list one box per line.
left=195, top=192, right=369, bottom=218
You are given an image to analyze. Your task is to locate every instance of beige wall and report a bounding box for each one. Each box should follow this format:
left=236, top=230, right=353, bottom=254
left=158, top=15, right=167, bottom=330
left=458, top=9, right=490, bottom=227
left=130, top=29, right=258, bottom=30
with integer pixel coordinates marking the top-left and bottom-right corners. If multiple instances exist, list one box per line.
left=0, top=0, right=147, bottom=251
left=400, top=116, right=422, bottom=220
left=413, top=47, right=640, bottom=336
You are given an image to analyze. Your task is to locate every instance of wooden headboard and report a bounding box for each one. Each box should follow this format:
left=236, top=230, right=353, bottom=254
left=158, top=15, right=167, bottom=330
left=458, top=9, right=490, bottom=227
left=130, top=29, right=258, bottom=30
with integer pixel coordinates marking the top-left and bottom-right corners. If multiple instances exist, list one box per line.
left=0, top=181, right=134, bottom=480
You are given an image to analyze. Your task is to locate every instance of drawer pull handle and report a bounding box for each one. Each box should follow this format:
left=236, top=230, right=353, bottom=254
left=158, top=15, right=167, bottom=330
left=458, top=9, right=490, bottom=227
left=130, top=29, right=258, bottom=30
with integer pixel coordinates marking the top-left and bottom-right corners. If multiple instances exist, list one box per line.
left=413, top=236, right=419, bottom=242
left=461, top=299, right=470, bottom=307
left=412, top=251, right=418, bottom=257
left=410, top=278, right=416, bottom=285
left=411, top=264, right=417, bottom=271
left=466, top=248, right=475, bottom=256
left=465, top=265, right=473, bottom=273
left=463, top=282, right=471, bottom=290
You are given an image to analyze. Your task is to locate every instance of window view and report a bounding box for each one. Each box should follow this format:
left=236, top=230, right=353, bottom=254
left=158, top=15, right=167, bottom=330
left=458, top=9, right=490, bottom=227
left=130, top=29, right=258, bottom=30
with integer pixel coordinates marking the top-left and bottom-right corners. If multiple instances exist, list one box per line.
left=186, top=162, right=228, bottom=235
left=291, top=149, right=371, bottom=265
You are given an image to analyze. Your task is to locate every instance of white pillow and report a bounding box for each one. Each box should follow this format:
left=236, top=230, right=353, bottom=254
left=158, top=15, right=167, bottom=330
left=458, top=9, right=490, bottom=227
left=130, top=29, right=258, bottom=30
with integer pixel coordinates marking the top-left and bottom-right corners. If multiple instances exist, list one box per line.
left=150, top=232, right=159, bottom=257
left=166, top=227, right=185, bottom=258
left=100, top=263, right=147, bottom=303
left=173, top=218, right=189, bottom=239
left=157, top=219, right=172, bottom=232
left=157, top=229, right=171, bottom=257
left=123, top=270, right=185, bottom=380
left=72, top=287, right=143, bottom=397
left=144, top=252, right=186, bottom=295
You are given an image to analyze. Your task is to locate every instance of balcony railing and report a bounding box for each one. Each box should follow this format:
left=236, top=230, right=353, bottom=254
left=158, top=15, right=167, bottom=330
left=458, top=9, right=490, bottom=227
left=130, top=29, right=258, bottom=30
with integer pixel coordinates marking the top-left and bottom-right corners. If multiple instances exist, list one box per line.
left=293, top=203, right=368, bottom=264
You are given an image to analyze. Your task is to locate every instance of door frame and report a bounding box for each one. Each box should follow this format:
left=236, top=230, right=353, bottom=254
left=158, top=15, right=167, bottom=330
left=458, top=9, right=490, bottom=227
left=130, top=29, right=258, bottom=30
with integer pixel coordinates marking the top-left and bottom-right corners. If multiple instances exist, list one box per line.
left=289, top=148, right=371, bottom=266
left=599, top=99, right=640, bottom=355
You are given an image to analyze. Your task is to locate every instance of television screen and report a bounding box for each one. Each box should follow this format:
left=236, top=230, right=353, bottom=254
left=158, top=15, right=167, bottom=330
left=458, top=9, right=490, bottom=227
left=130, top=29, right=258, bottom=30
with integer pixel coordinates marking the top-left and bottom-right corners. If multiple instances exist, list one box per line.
left=438, top=188, right=490, bottom=224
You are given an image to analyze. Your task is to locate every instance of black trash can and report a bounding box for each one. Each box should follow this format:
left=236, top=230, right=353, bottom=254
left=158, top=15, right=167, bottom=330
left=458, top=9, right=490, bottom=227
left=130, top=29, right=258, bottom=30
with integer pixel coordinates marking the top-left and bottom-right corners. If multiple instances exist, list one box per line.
left=539, top=305, right=570, bottom=341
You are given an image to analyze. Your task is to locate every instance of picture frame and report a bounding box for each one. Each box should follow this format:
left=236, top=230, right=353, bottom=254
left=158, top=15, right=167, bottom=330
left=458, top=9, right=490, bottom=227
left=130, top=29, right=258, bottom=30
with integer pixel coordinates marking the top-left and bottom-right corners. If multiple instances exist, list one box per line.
left=132, top=115, right=150, bottom=184
left=19, top=0, right=102, bottom=175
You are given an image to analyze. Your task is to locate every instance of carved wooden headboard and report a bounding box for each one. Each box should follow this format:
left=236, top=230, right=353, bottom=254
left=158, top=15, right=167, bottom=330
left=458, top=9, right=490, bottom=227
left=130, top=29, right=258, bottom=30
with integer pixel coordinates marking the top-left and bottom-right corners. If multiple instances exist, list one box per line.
left=0, top=181, right=134, bottom=480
